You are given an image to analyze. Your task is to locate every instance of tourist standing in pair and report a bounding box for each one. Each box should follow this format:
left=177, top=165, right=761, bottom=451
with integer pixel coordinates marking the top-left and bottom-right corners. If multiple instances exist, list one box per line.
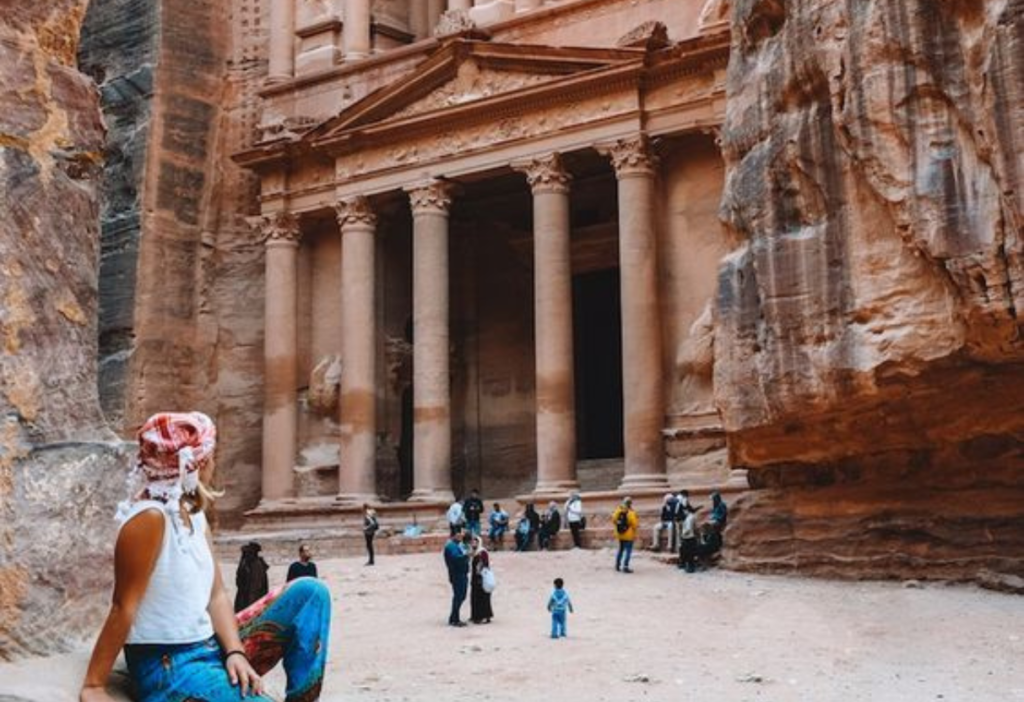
left=469, top=535, right=494, bottom=624
left=363, top=504, right=379, bottom=566
left=488, top=502, right=509, bottom=547
left=443, top=530, right=470, bottom=626
left=286, top=543, right=318, bottom=582
left=80, top=412, right=331, bottom=702
left=463, top=489, right=485, bottom=537
left=538, top=500, right=562, bottom=550
left=234, top=541, right=269, bottom=612
left=565, top=492, right=585, bottom=548
left=611, top=497, right=639, bottom=572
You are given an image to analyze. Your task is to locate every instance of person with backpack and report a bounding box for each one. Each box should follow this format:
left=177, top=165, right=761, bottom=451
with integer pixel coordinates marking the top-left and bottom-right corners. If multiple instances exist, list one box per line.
left=363, top=504, right=379, bottom=566
left=564, top=492, right=585, bottom=548
left=234, top=541, right=269, bottom=612
left=611, top=497, right=639, bottom=573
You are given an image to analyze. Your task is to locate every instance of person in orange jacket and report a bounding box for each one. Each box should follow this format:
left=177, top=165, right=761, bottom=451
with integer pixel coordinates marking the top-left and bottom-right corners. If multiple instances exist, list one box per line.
left=611, top=497, right=640, bottom=573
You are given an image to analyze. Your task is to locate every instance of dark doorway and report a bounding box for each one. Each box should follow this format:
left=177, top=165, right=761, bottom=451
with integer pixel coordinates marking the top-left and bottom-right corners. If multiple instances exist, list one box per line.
left=573, top=268, right=624, bottom=460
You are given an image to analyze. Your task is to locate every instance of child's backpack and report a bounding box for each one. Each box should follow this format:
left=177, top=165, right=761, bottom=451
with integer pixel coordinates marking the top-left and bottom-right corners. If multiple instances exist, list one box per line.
left=615, top=509, right=630, bottom=534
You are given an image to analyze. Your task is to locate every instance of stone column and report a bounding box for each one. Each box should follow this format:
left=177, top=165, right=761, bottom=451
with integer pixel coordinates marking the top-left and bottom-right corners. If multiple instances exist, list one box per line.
left=514, top=154, right=579, bottom=495
left=344, top=0, right=372, bottom=60
left=409, top=0, right=430, bottom=39
left=268, top=0, right=296, bottom=83
left=335, top=197, right=379, bottom=501
left=428, top=0, right=447, bottom=31
left=601, top=135, right=669, bottom=491
left=259, top=212, right=301, bottom=501
left=405, top=181, right=456, bottom=503
left=448, top=0, right=473, bottom=11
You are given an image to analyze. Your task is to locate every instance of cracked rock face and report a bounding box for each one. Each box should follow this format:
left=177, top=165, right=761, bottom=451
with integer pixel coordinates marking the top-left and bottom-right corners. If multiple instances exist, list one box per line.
left=716, top=0, right=1024, bottom=578
left=0, top=1, right=125, bottom=661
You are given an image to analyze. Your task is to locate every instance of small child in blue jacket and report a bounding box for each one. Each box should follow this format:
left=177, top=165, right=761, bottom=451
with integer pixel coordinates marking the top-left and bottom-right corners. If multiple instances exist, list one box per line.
left=547, top=577, right=574, bottom=639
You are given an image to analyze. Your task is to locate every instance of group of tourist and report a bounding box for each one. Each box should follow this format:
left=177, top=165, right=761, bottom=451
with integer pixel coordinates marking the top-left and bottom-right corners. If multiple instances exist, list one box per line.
left=446, top=491, right=588, bottom=553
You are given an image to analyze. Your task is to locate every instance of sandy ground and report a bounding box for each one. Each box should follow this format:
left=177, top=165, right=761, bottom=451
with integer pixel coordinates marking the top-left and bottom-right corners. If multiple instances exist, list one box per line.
left=2, top=547, right=1023, bottom=702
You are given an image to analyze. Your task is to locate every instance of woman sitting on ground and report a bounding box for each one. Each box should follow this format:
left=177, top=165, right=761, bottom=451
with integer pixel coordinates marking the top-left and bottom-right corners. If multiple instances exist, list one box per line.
left=79, top=412, right=331, bottom=702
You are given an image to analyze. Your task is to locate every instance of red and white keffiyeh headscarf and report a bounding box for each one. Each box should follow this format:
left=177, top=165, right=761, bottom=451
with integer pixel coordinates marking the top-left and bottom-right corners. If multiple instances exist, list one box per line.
left=118, top=412, right=217, bottom=521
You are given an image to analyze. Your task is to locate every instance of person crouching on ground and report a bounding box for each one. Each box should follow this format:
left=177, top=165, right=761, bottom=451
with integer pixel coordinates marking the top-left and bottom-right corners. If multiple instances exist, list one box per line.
left=611, top=497, right=639, bottom=573
left=80, top=411, right=331, bottom=702
left=547, top=577, right=574, bottom=639
left=443, top=529, right=470, bottom=626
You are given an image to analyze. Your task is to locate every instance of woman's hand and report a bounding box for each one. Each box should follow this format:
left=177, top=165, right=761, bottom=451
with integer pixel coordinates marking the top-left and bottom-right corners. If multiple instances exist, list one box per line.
left=80, top=686, right=118, bottom=702
left=226, top=653, right=264, bottom=697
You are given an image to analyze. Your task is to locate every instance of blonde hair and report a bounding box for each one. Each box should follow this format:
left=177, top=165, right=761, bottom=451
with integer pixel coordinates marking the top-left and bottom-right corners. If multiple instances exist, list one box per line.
left=182, top=479, right=224, bottom=515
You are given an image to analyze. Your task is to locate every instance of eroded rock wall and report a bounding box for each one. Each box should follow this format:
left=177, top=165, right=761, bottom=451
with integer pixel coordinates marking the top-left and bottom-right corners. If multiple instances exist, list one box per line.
left=0, top=1, right=128, bottom=660
left=717, top=0, right=1024, bottom=579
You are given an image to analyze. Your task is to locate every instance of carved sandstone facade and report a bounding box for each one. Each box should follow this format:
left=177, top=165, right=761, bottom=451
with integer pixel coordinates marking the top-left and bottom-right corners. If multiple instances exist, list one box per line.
left=234, top=1, right=737, bottom=517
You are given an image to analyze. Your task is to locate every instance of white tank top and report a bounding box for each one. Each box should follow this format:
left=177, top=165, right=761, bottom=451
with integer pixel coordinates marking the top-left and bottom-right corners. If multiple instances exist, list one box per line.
left=121, top=500, right=216, bottom=645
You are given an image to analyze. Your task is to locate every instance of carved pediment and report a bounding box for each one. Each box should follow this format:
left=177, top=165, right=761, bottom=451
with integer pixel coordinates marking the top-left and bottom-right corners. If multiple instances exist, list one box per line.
left=307, top=40, right=644, bottom=143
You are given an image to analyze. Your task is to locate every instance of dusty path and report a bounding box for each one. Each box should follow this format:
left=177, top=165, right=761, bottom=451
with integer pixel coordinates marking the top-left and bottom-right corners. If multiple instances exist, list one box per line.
left=1, top=547, right=1022, bottom=701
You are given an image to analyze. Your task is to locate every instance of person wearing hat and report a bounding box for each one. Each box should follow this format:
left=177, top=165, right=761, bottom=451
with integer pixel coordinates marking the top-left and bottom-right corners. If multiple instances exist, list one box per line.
left=80, top=412, right=332, bottom=702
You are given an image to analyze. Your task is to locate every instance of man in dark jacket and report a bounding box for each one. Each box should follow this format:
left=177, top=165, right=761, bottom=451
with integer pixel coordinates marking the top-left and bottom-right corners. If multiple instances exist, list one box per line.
left=538, top=500, right=562, bottom=550
left=234, top=541, right=269, bottom=612
left=287, top=543, right=318, bottom=582
left=443, top=530, right=470, bottom=626
left=462, top=489, right=485, bottom=536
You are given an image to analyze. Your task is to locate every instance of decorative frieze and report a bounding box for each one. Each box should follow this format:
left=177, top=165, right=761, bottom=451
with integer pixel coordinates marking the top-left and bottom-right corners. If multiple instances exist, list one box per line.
left=598, top=135, right=658, bottom=177
left=334, top=195, right=377, bottom=228
left=406, top=180, right=456, bottom=215
left=617, top=21, right=670, bottom=50
left=434, top=9, right=476, bottom=37
left=512, top=153, right=572, bottom=194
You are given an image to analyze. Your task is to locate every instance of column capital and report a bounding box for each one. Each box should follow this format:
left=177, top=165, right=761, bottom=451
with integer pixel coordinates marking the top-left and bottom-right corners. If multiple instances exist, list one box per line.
left=334, top=196, right=377, bottom=229
left=249, top=212, right=301, bottom=245
left=512, top=153, right=572, bottom=194
left=597, top=134, right=658, bottom=177
left=405, top=180, right=456, bottom=215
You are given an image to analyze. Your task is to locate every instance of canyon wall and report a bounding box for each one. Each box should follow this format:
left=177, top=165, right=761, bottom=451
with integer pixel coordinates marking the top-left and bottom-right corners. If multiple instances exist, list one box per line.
left=0, top=1, right=129, bottom=660
left=716, top=0, right=1024, bottom=580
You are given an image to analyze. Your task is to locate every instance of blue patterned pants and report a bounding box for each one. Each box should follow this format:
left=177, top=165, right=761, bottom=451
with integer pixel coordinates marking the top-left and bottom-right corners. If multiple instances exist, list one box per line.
left=124, top=577, right=331, bottom=702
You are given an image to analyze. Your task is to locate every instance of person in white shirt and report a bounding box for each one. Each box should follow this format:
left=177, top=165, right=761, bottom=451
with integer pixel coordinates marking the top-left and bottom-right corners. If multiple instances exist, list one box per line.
left=447, top=498, right=466, bottom=536
left=80, top=412, right=332, bottom=702
left=564, top=492, right=585, bottom=548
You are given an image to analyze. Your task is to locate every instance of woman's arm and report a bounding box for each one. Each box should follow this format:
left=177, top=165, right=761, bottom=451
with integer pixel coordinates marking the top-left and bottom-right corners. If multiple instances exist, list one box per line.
left=80, top=510, right=164, bottom=702
left=206, top=531, right=263, bottom=697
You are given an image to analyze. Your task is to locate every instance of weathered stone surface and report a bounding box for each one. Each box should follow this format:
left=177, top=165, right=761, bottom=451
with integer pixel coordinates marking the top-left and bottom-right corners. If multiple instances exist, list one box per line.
left=716, top=0, right=1024, bottom=577
left=0, top=1, right=126, bottom=660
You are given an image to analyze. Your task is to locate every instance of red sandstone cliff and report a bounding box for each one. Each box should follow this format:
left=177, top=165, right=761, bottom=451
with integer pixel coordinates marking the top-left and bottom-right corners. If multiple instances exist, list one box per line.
left=0, top=1, right=128, bottom=660
left=717, top=0, right=1024, bottom=580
